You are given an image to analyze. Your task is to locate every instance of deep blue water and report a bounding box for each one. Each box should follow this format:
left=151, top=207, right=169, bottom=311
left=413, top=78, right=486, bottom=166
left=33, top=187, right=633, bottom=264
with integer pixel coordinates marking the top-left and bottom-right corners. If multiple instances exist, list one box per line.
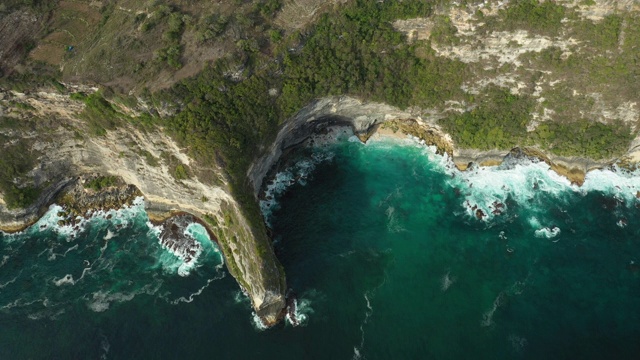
left=2, top=135, right=640, bottom=359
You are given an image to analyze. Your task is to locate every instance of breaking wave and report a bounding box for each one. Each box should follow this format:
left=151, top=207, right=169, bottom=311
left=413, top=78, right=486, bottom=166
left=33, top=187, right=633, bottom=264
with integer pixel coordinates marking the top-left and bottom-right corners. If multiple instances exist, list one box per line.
left=260, top=149, right=336, bottom=225
left=261, top=133, right=640, bottom=232
left=369, top=136, right=640, bottom=223
left=0, top=198, right=224, bottom=320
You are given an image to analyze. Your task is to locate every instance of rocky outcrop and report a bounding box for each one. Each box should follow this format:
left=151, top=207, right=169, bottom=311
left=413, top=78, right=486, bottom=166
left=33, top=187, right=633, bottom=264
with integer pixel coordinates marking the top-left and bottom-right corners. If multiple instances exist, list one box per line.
left=159, top=214, right=203, bottom=268
left=0, top=86, right=286, bottom=326
left=249, top=95, right=623, bottom=200
left=0, top=87, right=632, bottom=327
left=248, top=96, right=437, bottom=195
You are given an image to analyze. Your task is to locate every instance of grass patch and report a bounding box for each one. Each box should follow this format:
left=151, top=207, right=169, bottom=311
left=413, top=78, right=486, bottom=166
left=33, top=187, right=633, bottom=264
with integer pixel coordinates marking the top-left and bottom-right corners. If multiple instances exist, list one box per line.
left=532, top=120, right=633, bottom=159
left=438, top=87, right=534, bottom=150
left=84, top=176, right=118, bottom=191
left=136, top=149, right=160, bottom=167
left=0, top=136, right=40, bottom=209
left=482, top=0, right=566, bottom=36
left=78, top=92, right=122, bottom=136
left=174, top=164, right=189, bottom=180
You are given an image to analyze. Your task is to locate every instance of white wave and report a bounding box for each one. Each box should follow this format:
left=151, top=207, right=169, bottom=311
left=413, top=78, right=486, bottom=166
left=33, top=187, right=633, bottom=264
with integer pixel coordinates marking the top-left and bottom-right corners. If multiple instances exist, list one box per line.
left=146, top=221, right=163, bottom=238
left=76, top=263, right=93, bottom=283
left=9, top=197, right=149, bottom=244
left=0, top=272, right=20, bottom=289
left=0, top=255, right=9, bottom=268
left=53, top=274, right=76, bottom=286
left=352, top=291, right=376, bottom=359
left=285, top=297, right=313, bottom=327
left=370, top=137, right=640, bottom=222
left=170, top=276, right=223, bottom=305
left=27, top=308, right=65, bottom=321
left=100, top=335, right=110, bottom=360
left=508, top=334, right=528, bottom=353
left=534, top=226, right=560, bottom=239
left=580, top=166, right=640, bottom=202
left=251, top=312, right=268, bottom=331
left=87, top=282, right=161, bottom=312
left=157, top=221, right=223, bottom=277
left=48, top=244, right=80, bottom=261
left=1, top=297, right=42, bottom=310
left=260, top=150, right=335, bottom=224
left=441, top=271, right=456, bottom=291
left=186, top=223, right=225, bottom=268
left=481, top=292, right=506, bottom=327
left=234, top=290, right=250, bottom=305
left=385, top=205, right=407, bottom=233
left=103, top=230, right=115, bottom=240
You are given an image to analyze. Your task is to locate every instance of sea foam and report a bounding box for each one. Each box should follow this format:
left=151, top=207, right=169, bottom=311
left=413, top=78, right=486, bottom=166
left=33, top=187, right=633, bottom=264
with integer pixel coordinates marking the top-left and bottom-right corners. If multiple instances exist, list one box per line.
left=260, top=150, right=335, bottom=225
left=373, top=137, right=640, bottom=224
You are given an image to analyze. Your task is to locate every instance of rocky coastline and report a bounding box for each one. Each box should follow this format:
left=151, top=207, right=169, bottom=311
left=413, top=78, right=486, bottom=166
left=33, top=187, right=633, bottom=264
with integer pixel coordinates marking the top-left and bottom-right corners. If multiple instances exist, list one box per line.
left=250, top=96, right=625, bottom=200
left=1, top=95, right=636, bottom=327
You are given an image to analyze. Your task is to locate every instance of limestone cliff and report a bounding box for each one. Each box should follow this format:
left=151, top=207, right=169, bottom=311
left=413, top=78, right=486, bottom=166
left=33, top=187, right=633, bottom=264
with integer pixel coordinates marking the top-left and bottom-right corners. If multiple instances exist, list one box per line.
left=0, top=86, right=286, bottom=325
left=0, top=88, right=635, bottom=326
left=249, top=95, right=631, bottom=198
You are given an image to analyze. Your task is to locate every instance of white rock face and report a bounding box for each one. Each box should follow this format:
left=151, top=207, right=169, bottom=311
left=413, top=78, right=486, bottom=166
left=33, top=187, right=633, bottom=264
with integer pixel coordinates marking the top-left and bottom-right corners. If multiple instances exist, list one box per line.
left=0, top=86, right=286, bottom=326
left=248, top=96, right=417, bottom=195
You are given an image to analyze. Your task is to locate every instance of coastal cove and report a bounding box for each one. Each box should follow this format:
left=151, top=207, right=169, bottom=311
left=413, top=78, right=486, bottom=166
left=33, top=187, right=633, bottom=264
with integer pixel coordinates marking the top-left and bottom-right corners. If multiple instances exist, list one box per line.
left=3, top=131, right=640, bottom=358
left=2, top=94, right=639, bottom=327
left=3, top=0, right=640, bottom=356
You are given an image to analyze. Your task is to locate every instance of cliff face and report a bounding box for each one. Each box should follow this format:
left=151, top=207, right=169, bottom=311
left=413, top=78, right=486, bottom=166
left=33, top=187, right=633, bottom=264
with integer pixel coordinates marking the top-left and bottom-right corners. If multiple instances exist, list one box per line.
left=248, top=96, right=420, bottom=195
left=249, top=95, right=631, bottom=199
left=0, top=86, right=286, bottom=325
left=0, top=85, right=636, bottom=327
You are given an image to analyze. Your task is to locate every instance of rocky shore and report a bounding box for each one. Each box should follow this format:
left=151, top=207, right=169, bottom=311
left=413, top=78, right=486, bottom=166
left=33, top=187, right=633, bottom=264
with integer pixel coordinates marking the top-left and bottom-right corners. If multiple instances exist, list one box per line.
left=2, top=94, right=636, bottom=327
left=250, top=96, right=624, bottom=198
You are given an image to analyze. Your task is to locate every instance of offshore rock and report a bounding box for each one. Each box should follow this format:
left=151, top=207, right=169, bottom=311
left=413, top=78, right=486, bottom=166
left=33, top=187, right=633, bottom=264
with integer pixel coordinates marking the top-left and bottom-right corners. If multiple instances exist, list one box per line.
left=0, top=86, right=286, bottom=325
left=159, top=214, right=202, bottom=267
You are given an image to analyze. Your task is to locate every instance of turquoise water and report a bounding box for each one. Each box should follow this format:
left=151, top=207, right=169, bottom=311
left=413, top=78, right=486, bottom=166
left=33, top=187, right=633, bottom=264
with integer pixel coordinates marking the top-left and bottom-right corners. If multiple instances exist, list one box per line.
left=3, top=136, right=640, bottom=358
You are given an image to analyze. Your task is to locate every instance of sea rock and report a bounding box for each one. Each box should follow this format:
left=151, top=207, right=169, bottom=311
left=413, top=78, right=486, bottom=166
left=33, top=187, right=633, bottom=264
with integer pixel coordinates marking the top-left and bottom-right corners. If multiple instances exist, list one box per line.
left=159, top=214, right=202, bottom=266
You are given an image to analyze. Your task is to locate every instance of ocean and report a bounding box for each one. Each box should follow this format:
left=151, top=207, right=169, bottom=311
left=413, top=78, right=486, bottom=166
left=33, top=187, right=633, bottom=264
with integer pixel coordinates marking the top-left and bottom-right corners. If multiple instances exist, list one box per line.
left=2, top=133, right=640, bottom=359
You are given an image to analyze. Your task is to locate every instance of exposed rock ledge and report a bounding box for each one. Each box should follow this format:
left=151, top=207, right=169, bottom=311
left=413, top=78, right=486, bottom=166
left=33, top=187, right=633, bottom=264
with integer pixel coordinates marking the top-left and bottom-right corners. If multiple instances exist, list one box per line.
left=249, top=96, right=422, bottom=195
left=250, top=96, right=626, bottom=197
left=0, top=85, right=286, bottom=326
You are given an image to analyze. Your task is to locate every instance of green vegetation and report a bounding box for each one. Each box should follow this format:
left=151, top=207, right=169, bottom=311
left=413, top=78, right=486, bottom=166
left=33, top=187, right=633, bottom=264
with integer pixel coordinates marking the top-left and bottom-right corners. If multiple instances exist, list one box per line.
left=84, top=176, right=118, bottom=191
left=166, top=0, right=467, bottom=223
left=174, top=164, right=189, bottom=180
left=278, top=0, right=465, bottom=116
left=10, top=101, right=35, bottom=111
left=255, top=0, right=282, bottom=18
left=156, top=10, right=186, bottom=69
left=196, top=14, right=229, bottom=43
left=484, top=0, right=566, bottom=36
left=572, top=15, right=623, bottom=50
left=136, top=149, right=159, bottom=167
left=438, top=86, right=632, bottom=160
left=430, top=16, right=460, bottom=45
left=78, top=92, right=122, bottom=136
left=0, top=0, right=56, bottom=14
left=532, top=120, right=633, bottom=159
left=439, top=88, right=534, bottom=150
left=0, top=64, right=62, bottom=93
left=0, top=132, right=39, bottom=209
left=2, top=0, right=637, bottom=210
